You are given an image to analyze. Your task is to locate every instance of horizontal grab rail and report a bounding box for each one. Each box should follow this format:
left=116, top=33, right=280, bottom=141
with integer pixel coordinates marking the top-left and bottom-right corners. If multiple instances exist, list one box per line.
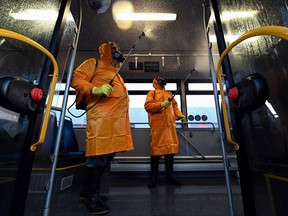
left=130, top=122, right=215, bottom=131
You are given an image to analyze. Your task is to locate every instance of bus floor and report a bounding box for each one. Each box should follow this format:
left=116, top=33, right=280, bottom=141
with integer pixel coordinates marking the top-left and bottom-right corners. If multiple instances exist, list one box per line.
left=25, top=171, right=244, bottom=216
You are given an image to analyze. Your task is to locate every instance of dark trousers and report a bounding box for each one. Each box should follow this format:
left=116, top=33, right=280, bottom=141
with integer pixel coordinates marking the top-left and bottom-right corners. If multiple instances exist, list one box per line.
left=164, top=154, right=176, bottom=181
left=150, top=154, right=175, bottom=178
left=81, top=153, right=115, bottom=202
left=148, top=154, right=177, bottom=187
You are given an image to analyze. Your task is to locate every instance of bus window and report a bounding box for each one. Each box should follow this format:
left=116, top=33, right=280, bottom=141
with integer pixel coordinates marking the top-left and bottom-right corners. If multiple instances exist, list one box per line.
left=128, top=94, right=181, bottom=129
left=186, top=95, right=219, bottom=129
left=59, top=82, right=180, bottom=128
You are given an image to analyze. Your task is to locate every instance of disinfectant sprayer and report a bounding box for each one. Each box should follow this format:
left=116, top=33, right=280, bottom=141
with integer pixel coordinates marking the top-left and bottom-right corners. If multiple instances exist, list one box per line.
left=109, top=32, right=145, bottom=85
left=69, top=32, right=145, bottom=118
left=168, top=68, right=195, bottom=102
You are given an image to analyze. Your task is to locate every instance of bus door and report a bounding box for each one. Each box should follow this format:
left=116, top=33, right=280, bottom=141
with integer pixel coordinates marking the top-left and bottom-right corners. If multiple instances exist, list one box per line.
left=0, top=0, right=75, bottom=215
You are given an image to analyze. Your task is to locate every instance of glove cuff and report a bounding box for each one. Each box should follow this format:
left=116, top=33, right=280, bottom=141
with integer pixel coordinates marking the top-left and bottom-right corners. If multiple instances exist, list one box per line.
left=91, top=87, right=101, bottom=96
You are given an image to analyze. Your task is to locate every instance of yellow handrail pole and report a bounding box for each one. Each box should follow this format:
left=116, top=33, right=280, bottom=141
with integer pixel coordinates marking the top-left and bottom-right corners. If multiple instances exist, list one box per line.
left=264, top=173, right=288, bottom=183
left=0, top=28, right=59, bottom=151
left=217, top=26, right=288, bottom=150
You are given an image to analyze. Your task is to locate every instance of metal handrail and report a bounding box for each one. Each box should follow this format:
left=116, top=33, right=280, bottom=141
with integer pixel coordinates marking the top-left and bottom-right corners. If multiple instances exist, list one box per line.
left=217, top=26, right=288, bottom=150
left=177, top=130, right=205, bottom=159
left=131, top=121, right=216, bottom=131
left=0, top=28, right=59, bottom=152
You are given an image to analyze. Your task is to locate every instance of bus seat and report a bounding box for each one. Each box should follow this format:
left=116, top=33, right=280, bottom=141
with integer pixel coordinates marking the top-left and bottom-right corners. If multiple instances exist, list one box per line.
left=35, top=112, right=57, bottom=161
left=30, top=114, right=86, bottom=194
left=60, top=117, right=85, bottom=157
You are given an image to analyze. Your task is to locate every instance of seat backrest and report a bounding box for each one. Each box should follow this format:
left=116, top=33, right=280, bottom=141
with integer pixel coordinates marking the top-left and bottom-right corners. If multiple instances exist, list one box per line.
left=61, top=117, right=80, bottom=152
left=35, top=112, right=57, bottom=160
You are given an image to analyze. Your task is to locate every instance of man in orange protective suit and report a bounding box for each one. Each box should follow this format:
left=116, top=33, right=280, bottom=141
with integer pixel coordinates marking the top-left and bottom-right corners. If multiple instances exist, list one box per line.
left=71, top=42, right=134, bottom=214
left=144, top=77, right=185, bottom=188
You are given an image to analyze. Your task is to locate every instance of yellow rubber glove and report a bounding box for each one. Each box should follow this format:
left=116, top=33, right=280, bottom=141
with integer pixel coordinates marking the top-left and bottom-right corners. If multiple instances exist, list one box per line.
left=177, top=114, right=186, bottom=121
left=92, top=84, right=113, bottom=97
left=160, top=100, right=171, bottom=108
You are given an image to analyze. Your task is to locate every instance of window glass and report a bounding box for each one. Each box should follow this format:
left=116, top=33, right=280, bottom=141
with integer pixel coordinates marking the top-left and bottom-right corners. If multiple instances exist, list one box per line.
left=129, top=94, right=181, bottom=128
left=129, top=95, right=149, bottom=128
left=56, top=95, right=88, bottom=127
left=186, top=95, right=220, bottom=128
left=126, top=83, right=177, bottom=91
left=60, top=83, right=179, bottom=128
left=188, top=83, right=219, bottom=91
left=59, top=82, right=221, bottom=129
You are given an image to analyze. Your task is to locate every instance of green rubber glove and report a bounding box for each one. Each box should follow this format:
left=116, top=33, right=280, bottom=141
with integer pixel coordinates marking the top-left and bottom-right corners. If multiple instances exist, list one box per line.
left=160, top=100, right=171, bottom=108
left=177, top=114, right=186, bottom=121
left=92, top=84, right=113, bottom=97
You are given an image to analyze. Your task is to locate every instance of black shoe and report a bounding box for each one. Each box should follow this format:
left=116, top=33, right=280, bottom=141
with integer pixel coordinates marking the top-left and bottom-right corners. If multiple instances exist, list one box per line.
left=148, top=181, right=157, bottom=188
left=147, top=178, right=157, bottom=188
left=88, top=200, right=109, bottom=215
left=166, top=177, right=182, bottom=186
left=100, top=195, right=109, bottom=202
left=80, top=195, right=109, bottom=204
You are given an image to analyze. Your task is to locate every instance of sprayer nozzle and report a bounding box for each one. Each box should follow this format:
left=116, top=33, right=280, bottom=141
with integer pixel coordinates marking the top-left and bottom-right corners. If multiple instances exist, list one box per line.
left=139, top=32, right=145, bottom=38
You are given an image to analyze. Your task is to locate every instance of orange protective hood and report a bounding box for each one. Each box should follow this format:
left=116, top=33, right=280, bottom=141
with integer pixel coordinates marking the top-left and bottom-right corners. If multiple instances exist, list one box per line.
left=153, top=78, right=165, bottom=90
left=98, top=42, right=114, bottom=63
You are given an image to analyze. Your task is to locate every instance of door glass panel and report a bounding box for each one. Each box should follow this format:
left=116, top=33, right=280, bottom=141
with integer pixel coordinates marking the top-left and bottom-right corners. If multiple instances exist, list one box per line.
left=0, top=0, right=67, bottom=215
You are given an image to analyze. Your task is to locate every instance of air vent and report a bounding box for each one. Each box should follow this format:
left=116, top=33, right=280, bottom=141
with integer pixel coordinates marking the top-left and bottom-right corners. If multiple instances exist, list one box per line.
left=144, top=62, right=159, bottom=72
left=129, top=62, right=144, bottom=72
left=60, top=175, right=73, bottom=190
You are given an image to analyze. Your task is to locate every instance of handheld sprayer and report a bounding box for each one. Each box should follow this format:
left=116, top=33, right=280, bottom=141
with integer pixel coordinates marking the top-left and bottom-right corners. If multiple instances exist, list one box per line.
left=168, top=68, right=195, bottom=102
left=68, top=32, right=145, bottom=118
left=109, top=32, right=145, bottom=85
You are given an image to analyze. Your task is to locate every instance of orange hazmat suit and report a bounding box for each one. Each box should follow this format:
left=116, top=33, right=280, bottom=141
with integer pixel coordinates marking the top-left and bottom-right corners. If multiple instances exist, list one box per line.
left=71, top=42, right=134, bottom=156
left=144, top=79, right=183, bottom=156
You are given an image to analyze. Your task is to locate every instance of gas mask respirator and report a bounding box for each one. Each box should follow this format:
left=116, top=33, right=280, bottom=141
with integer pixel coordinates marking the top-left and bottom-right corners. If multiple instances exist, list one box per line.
left=111, top=42, right=125, bottom=63
left=155, top=77, right=167, bottom=88
left=112, top=50, right=125, bottom=63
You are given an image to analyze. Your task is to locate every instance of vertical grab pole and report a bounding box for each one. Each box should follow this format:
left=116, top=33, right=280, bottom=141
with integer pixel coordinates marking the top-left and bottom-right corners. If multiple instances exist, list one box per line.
left=208, top=43, right=236, bottom=216
left=42, top=1, right=83, bottom=216
left=202, top=1, right=236, bottom=215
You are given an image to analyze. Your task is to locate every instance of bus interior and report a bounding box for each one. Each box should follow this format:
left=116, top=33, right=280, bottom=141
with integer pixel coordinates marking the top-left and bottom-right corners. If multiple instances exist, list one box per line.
left=1, top=0, right=288, bottom=215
